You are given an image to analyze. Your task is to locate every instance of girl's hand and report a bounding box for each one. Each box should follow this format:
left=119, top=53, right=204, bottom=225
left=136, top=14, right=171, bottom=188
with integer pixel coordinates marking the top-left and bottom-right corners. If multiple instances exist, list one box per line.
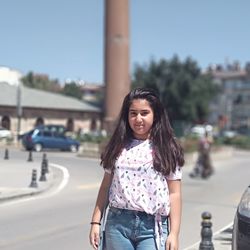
left=89, top=224, right=100, bottom=250
left=166, top=232, right=179, bottom=250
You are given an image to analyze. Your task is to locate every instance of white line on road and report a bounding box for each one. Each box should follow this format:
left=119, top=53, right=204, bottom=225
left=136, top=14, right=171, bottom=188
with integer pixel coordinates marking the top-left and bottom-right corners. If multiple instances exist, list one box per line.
left=49, top=163, right=69, bottom=195
left=182, top=221, right=234, bottom=250
left=0, top=163, right=69, bottom=207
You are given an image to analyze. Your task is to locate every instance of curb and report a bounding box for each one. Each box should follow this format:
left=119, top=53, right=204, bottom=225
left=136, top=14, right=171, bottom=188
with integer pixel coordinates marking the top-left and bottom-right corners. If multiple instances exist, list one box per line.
left=0, top=164, right=57, bottom=204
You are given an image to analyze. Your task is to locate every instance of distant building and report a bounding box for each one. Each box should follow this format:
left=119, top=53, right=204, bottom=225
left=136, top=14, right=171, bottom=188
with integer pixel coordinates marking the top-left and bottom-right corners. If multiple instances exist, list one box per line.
left=0, top=66, right=22, bottom=85
left=207, top=61, right=250, bottom=132
left=80, top=83, right=104, bottom=103
left=0, top=82, right=101, bottom=137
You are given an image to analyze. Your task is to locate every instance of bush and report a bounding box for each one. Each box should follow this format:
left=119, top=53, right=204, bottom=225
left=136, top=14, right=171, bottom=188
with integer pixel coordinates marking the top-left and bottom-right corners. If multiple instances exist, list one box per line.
left=214, top=135, right=250, bottom=149
left=226, top=135, right=250, bottom=149
left=77, top=133, right=108, bottom=144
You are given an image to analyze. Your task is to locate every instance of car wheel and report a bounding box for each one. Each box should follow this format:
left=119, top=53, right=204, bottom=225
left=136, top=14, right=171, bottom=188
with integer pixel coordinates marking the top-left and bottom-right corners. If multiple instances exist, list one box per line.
left=34, top=143, right=43, bottom=152
left=70, top=144, right=78, bottom=153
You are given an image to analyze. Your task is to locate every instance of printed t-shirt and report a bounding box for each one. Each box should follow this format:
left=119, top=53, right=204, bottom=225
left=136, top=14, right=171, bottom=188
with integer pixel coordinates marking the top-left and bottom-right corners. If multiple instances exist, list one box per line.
left=105, top=138, right=182, bottom=216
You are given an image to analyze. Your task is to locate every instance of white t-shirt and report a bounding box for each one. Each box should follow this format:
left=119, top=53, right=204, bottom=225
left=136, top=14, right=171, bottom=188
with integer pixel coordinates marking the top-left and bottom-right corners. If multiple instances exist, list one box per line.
left=106, top=138, right=182, bottom=216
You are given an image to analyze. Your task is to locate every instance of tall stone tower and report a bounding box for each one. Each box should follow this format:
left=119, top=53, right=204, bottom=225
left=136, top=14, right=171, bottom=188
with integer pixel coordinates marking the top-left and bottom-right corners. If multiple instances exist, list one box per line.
left=104, top=0, right=130, bottom=134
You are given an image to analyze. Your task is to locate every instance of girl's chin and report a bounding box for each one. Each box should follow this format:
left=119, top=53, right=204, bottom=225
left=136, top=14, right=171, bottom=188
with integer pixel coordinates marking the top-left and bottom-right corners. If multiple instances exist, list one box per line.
left=133, top=133, right=149, bottom=140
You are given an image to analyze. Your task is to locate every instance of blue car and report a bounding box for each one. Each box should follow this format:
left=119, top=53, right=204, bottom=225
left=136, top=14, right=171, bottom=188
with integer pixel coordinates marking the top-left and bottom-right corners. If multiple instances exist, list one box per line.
left=22, top=125, right=80, bottom=152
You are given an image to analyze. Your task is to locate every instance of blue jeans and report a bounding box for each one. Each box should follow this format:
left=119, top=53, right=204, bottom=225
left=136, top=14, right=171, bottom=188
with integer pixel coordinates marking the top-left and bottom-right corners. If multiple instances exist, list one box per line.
left=105, top=207, right=169, bottom=250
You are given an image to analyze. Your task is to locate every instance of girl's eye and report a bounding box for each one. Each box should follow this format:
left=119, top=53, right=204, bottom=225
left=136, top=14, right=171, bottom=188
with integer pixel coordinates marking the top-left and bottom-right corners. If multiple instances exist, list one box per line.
left=141, top=111, right=149, bottom=116
left=129, top=112, right=137, bottom=116
left=129, top=111, right=150, bottom=117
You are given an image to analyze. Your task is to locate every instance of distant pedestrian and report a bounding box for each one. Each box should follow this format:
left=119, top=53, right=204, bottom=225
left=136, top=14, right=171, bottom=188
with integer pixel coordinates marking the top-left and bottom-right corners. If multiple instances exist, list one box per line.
left=190, top=131, right=214, bottom=179
left=89, top=88, right=185, bottom=250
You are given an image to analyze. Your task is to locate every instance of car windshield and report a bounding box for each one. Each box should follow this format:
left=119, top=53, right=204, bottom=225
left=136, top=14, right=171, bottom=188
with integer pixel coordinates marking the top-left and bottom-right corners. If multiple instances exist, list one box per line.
left=32, top=129, right=40, bottom=136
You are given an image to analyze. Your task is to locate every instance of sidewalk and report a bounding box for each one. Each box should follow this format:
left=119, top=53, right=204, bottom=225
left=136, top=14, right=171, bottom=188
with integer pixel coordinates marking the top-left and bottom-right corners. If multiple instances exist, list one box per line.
left=0, top=150, right=55, bottom=203
left=0, top=146, right=235, bottom=249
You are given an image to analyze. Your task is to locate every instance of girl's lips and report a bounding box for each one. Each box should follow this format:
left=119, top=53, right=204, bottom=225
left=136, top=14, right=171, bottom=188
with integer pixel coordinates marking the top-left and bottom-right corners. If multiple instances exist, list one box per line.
left=135, top=125, right=143, bottom=128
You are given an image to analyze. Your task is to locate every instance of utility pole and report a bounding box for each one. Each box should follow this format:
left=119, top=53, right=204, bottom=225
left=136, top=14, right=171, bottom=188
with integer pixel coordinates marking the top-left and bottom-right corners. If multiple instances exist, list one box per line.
left=16, top=80, right=22, bottom=140
left=104, top=0, right=130, bottom=134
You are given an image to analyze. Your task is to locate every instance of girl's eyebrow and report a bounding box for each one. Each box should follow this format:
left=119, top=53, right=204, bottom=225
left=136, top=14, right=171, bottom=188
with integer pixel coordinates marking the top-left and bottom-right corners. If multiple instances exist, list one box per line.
left=129, top=109, right=150, bottom=112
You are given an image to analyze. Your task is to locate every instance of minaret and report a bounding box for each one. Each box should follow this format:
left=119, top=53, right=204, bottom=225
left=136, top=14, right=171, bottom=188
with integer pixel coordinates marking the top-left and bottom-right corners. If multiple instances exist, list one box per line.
left=104, top=0, right=130, bottom=134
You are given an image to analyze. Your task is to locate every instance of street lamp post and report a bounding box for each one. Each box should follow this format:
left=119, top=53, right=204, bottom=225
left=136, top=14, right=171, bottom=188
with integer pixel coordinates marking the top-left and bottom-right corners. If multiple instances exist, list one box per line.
left=16, top=80, right=22, bottom=140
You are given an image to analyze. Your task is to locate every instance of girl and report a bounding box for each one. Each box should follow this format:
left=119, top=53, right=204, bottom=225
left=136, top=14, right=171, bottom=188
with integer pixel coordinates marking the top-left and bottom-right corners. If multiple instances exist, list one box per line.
left=89, top=88, right=184, bottom=250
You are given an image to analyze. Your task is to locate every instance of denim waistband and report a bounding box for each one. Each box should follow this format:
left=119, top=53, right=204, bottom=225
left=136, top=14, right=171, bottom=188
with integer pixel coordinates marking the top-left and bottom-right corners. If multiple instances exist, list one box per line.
left=109, top=206, right=168, bottom=219
left=109, top=206, right=152, bottom=217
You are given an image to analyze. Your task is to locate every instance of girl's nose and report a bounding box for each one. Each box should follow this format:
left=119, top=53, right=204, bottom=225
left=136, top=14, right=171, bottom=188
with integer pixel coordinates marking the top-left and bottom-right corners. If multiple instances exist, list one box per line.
left=135, top=114, right=142, bottom=122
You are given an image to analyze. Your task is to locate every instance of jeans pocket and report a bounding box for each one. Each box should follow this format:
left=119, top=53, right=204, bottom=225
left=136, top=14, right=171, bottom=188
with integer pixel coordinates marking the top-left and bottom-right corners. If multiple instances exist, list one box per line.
left=106, top=207, right=122, bottom=222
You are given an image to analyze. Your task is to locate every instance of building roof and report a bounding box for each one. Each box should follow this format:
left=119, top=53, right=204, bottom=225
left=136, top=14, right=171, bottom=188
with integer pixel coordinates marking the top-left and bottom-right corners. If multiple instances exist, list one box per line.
left=211, top=70, right=248, bottom=80
left=0, top=82, right=100, bottom=112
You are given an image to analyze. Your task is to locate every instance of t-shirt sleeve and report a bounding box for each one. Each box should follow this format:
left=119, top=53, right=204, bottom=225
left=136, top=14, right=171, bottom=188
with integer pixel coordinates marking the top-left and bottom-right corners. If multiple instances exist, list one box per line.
left=166, top=165, right=182, bottom=180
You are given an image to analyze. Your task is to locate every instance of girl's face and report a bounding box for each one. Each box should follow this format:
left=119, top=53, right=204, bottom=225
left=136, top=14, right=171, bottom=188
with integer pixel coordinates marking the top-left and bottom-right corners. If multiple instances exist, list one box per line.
left=128, top=99, right=154, bottom=140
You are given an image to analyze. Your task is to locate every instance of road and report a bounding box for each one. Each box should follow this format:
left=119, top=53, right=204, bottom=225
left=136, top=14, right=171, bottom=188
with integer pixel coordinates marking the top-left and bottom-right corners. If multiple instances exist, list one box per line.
left=0, top=148, right=249, bottom=250
left=181, top=149, right=250, bottom=249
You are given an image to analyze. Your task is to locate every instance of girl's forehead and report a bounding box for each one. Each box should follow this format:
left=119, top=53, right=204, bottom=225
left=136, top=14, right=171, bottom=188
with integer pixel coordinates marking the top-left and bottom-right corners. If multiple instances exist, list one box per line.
left=129, top=99, right=151, bottom=109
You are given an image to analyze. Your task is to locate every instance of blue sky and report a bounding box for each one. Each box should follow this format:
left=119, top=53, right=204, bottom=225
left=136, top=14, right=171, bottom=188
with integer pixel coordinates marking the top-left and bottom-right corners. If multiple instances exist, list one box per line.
left=1, top=0, right=250, bottom=84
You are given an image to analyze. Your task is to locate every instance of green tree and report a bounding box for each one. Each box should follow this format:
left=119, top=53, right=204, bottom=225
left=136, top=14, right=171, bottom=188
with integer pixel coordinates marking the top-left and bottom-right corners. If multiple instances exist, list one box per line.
left=132, top=55, right=218, bottom=123
left=62, top=81, right=83, bottom=100
left=21, top=71, right=61, bottom=92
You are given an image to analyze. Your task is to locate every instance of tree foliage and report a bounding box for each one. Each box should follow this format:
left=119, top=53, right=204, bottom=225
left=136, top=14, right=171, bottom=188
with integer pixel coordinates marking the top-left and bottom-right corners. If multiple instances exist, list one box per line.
left=61, top=81, right=83, bottom=100
left=132, top=55, right=218, bottom=123
left=21, top=71, right=61, bottom=93
left=21, top=72, right=83, bottom=100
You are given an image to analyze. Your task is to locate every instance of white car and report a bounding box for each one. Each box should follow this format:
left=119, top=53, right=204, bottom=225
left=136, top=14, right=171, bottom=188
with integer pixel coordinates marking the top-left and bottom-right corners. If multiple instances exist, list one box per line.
left=0, top=127, right=12, bottom=139
left=190, top=124, right=214, bottom=137
left=222, top=130, right=238, bottom=138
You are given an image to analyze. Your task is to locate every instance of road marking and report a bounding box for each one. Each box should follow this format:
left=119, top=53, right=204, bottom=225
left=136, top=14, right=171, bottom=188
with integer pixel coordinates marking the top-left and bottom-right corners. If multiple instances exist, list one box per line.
left=213, top=221, right=234, bottom=236
left=49, top=163, right=69, bottom=195
left=182, top=221, right=234, bottom=250
left=77, top=183, right=101, bottom=190
left=0, top=162, right=69, bottom=207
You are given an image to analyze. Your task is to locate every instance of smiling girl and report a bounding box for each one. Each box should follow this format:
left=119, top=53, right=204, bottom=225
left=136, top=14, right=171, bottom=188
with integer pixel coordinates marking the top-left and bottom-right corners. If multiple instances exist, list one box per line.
left=89, top=88, right=184, bottom=250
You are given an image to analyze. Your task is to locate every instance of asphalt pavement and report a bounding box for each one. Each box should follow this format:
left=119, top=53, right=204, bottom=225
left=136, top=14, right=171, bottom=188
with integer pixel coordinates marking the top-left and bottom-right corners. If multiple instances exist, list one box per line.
left=0, top=145, right=235, bottom=250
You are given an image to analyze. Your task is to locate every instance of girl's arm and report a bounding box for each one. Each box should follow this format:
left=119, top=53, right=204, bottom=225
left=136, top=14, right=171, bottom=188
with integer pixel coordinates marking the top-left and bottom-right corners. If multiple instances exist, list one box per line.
left=89, top=172, right=112, bottom=250
left=166, top=179, right=182, bottom=250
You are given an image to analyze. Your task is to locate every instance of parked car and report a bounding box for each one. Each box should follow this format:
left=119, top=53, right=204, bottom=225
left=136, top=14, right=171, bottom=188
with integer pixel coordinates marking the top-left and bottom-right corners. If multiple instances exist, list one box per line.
left=189, top=124, right=214, bottom=137
left=221, top=130, right=238, bottom=138
left=22, top=125, right=80, bottom=152
left=0, top=127, right=12, bottom=139
left=232, top=185, right=250, bottom=250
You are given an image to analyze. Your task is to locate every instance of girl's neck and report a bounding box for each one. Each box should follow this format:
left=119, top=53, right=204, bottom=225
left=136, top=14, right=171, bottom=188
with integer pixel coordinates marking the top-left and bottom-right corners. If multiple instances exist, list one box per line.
left=132, top=136, right=149, bottom=141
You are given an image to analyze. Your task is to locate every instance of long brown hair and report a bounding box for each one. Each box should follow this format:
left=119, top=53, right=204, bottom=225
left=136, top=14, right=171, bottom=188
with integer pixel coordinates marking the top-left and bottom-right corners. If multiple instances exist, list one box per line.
left=101, top=88, right=184, bottom=175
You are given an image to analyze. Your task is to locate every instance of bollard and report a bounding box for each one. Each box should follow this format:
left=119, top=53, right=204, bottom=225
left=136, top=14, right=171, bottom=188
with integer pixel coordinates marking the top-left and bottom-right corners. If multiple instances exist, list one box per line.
left=4, top=148, right=9, bottom=160
left=27, top=150, right=33, bottom=162
left=29, top=169, right=38, bottom=188
left=199, top=212, right=214, bottom=250
left=42, top=153, right=49, bottom=173
left=39, top=160, right=47, bottom=181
